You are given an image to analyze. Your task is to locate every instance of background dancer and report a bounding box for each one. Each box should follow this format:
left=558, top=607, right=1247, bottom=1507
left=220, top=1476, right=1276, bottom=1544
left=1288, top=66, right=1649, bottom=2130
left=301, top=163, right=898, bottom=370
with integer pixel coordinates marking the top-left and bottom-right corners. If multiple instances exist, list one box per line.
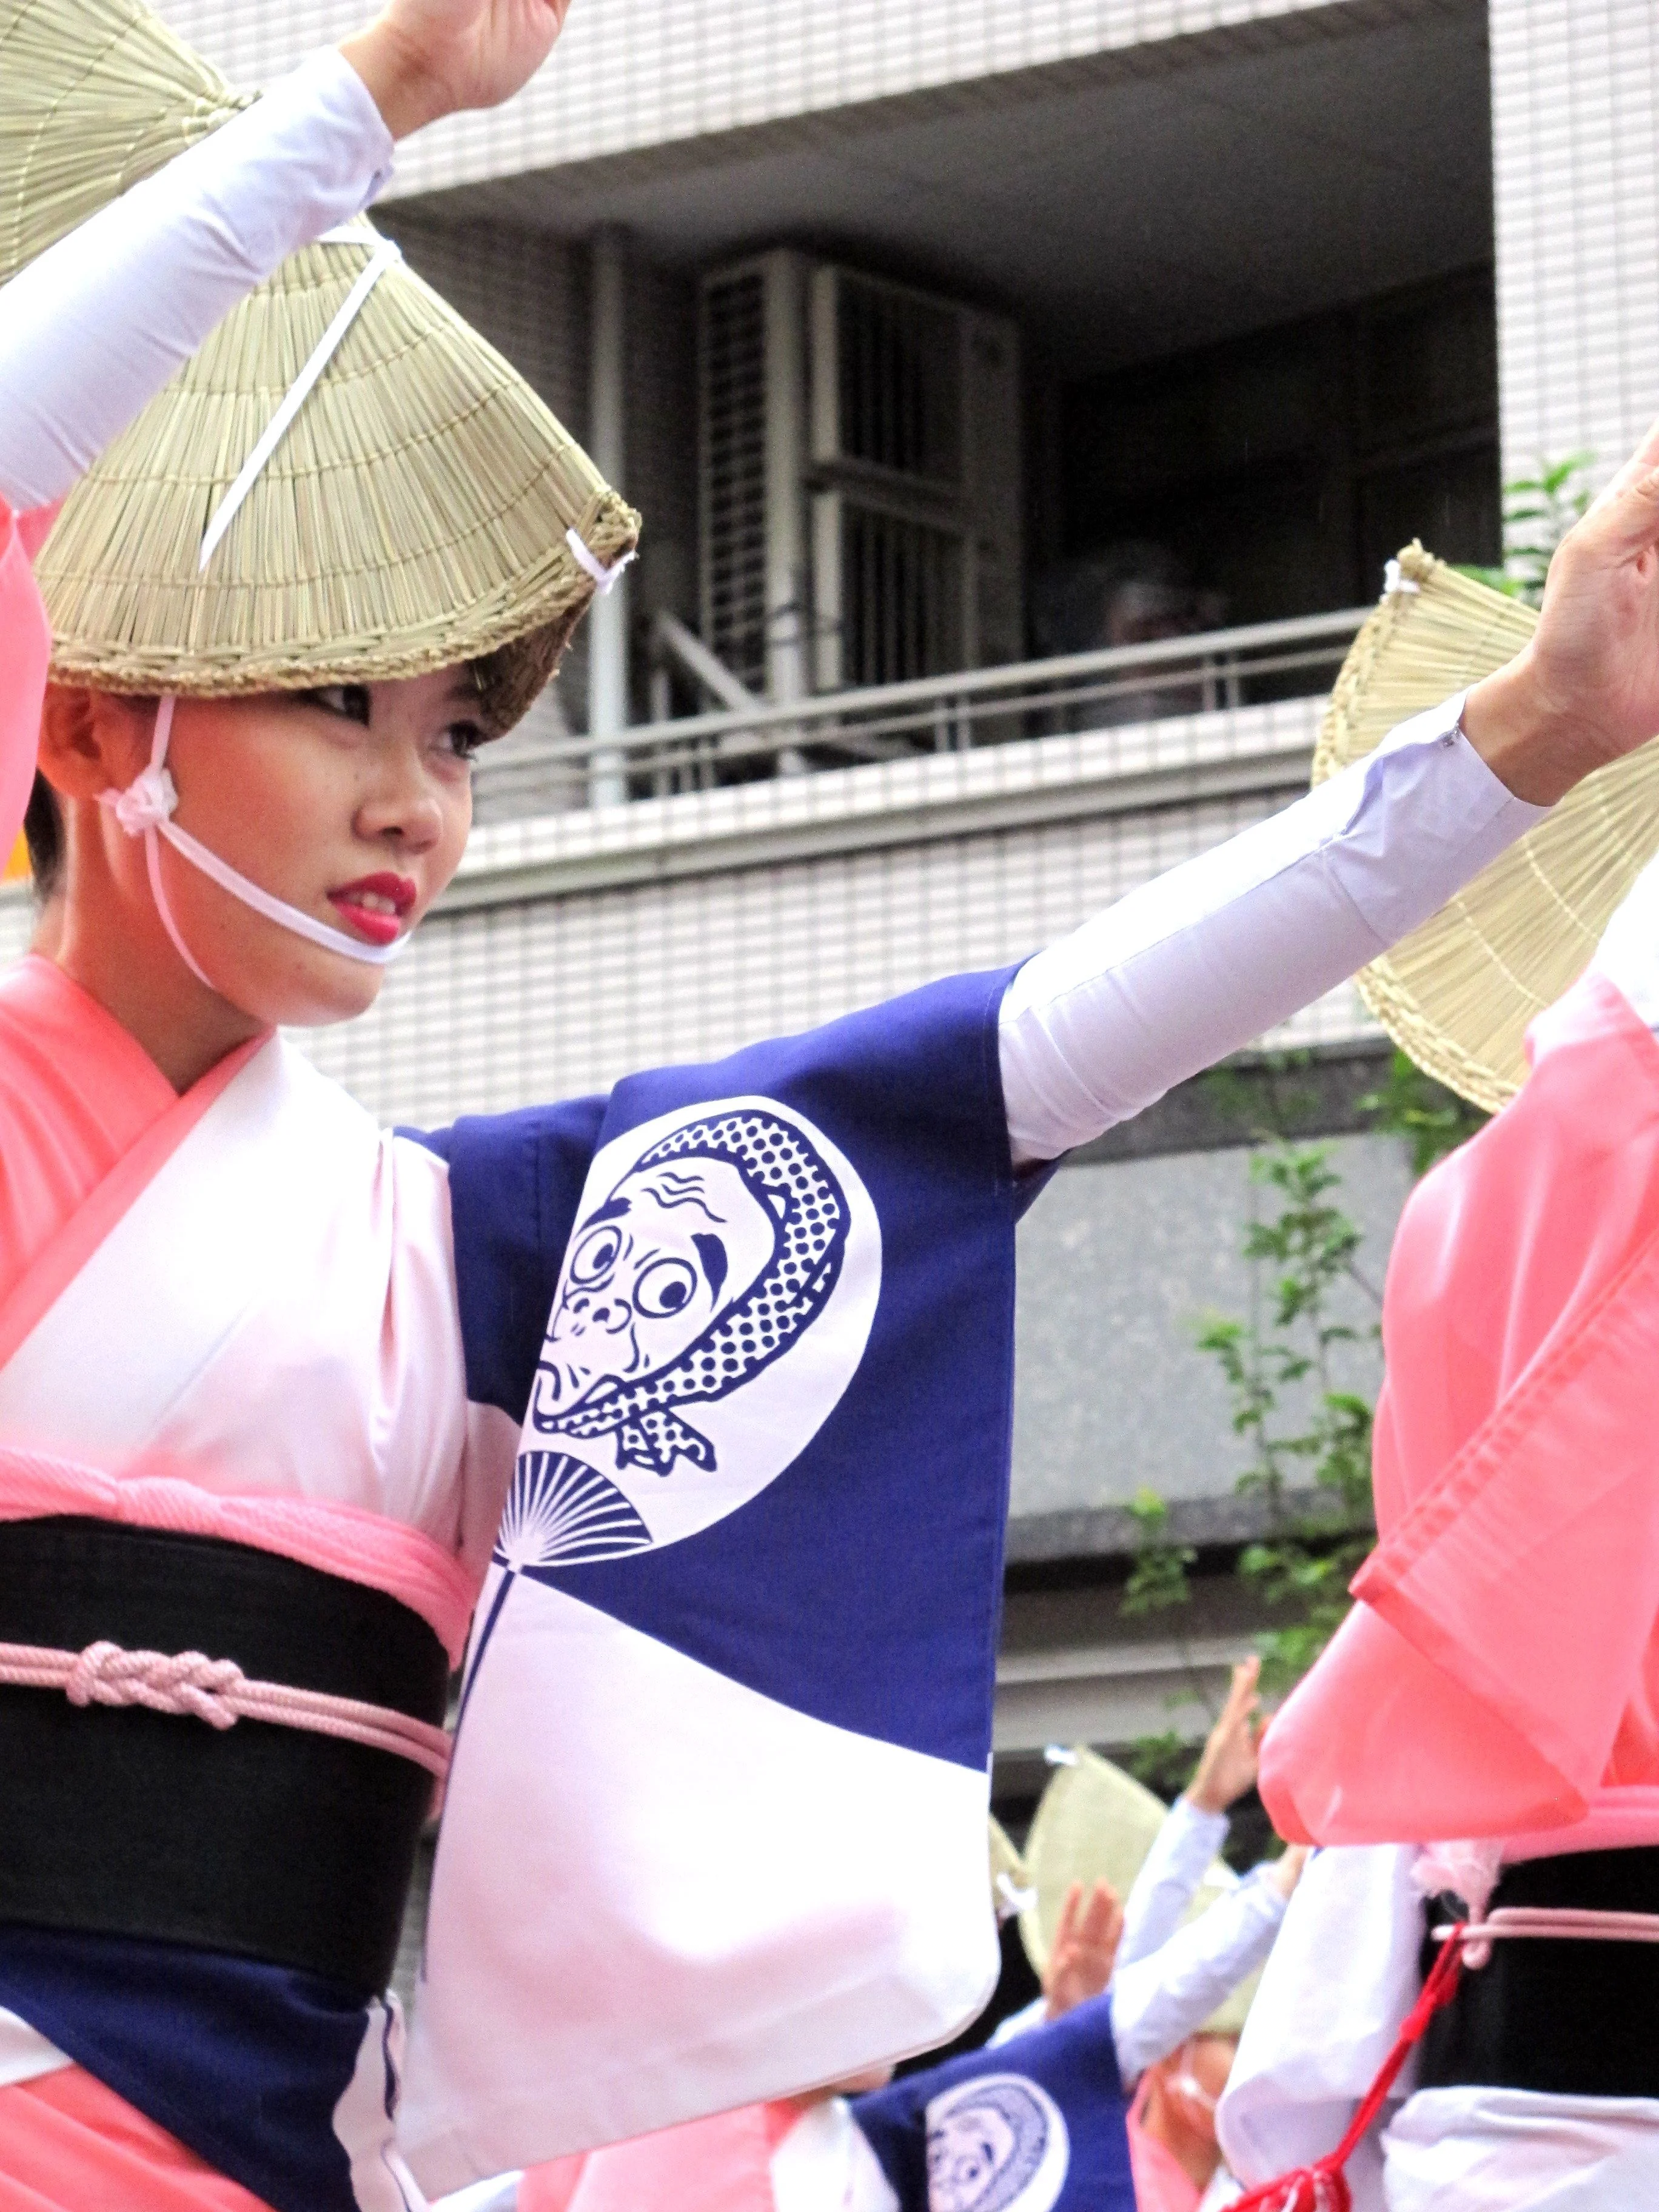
left=1221, top=840, right=1659, bottom=2208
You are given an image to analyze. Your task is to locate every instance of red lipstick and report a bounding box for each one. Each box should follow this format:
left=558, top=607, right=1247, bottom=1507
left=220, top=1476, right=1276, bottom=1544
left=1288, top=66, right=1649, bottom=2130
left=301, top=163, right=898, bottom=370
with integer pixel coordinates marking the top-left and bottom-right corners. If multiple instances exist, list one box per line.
left=329, top=872, right=417, bottom=948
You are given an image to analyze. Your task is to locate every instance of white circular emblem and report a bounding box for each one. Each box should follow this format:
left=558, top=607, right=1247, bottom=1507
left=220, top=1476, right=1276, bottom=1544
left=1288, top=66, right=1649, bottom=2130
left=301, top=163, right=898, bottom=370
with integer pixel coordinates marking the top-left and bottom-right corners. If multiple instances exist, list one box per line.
left=499, top=1095, right=882, bottom=1564
left=925, top=2074, right=1071, bottom=2212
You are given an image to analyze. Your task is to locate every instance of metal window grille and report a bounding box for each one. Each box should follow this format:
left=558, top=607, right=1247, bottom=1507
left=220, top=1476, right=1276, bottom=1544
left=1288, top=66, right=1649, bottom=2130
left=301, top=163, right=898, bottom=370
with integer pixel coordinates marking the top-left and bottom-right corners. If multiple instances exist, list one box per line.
left=831, top=274, right=962, bottom=490
left=836, top=500, right=965, bottom=688
left=699, top=266, right=771, bottom=694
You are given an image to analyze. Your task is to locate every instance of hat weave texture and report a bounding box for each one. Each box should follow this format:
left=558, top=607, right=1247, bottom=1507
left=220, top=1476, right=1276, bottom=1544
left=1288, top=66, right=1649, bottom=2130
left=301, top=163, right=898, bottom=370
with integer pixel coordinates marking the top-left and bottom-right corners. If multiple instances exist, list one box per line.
left=1017, top=1746, right=1255, bottom=2034
left=1, top=0, right=640, bottom=730
left=1314, top=543, right=1659, bottom=1111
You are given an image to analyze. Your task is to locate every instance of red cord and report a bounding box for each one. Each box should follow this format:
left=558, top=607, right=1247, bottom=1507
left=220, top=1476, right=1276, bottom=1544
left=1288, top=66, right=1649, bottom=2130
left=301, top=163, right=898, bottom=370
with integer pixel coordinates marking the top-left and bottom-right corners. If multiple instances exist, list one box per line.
left=1228, top=1930, right=1466, bottom=2212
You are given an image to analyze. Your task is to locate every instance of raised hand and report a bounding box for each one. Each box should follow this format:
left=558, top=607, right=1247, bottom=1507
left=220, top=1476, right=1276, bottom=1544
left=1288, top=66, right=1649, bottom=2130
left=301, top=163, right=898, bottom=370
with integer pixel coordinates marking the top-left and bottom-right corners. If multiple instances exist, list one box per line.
left=1042, top=1877, right=1124, bottom=2021
left=1467, top=423, right=1659, bottom=805
left=1186, top=1655, right=1262, bottom=1817
left=340, top=0, right=571, bottom=139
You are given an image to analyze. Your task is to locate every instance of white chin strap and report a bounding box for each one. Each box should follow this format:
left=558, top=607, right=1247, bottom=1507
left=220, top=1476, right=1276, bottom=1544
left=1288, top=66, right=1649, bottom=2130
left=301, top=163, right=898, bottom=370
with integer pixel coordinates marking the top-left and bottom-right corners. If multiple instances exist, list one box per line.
left=90, top=222, right=633, bottom=991
left=99, top=694, right=404, bottom=983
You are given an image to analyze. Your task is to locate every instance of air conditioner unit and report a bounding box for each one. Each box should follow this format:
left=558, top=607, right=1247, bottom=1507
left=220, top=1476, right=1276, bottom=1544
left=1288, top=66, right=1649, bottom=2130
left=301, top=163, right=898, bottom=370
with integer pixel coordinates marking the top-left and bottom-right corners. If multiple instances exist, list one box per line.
left=699, top=252, right=1022, bottom=703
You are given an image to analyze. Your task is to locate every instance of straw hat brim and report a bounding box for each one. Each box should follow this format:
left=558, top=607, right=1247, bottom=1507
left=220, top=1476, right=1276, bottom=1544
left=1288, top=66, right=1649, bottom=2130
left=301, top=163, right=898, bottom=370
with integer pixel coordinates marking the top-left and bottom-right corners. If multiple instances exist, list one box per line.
left=1314, top=543, right=1659, bottom=1111
left=3, top=0, right=639, bottom=732
left=1018, top=1748, right=1250, bottom=2037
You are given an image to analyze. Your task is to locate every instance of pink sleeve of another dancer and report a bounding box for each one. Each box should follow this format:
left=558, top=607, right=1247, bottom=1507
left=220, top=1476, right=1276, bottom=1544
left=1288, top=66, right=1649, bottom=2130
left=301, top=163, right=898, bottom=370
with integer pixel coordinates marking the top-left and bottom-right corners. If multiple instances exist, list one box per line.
left=517, top=2157, right=588, bottom=2211
left=0, top=500, right=51, bottom=859
left=1261, top=960, right=1659, bottom=1844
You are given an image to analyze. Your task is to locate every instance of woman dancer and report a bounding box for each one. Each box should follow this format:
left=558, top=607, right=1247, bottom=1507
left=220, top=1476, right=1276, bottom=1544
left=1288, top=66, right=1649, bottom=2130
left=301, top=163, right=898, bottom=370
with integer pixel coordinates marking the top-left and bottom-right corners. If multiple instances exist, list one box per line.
left=4, top=0, right=1658, bottom=2201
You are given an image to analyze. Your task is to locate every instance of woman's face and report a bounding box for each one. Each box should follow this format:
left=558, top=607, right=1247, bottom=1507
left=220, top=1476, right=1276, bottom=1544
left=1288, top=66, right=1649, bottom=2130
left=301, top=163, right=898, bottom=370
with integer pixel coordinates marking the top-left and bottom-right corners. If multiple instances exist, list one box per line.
left=62, top=669, right=483, bottom=1028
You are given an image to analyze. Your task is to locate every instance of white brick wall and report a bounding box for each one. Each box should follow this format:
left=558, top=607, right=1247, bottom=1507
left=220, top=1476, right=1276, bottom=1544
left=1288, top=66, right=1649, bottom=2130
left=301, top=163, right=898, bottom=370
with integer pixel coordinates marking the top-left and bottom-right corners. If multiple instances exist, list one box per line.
left=1492, top=0, right=1659, bottom=486
left=155, top=0, right=1358, bottom=199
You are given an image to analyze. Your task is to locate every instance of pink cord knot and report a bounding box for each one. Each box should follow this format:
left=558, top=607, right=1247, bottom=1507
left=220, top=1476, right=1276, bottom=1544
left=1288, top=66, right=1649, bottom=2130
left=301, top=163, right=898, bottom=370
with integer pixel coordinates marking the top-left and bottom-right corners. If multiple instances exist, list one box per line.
left=98, top=764, right=178, bottom=837
left=66, top=1640, right=244, bottom=1730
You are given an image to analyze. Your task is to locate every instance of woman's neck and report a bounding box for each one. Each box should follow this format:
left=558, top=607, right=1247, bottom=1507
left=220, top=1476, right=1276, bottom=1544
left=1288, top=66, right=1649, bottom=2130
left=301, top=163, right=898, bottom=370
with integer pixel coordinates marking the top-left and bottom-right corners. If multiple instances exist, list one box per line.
left=1138, top=2077, right=1222, bottom=2192
left=38, top=895, right=262, bottom=1097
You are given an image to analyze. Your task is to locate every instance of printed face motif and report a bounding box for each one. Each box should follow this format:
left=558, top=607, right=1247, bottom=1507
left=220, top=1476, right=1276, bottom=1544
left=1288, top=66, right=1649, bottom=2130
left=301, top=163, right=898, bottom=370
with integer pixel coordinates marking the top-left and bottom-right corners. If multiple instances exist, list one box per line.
left=923, top=2078, right=1068, bottom=2212
left=540, top=1159, right=779, bottom=1409
left=930, top=2103, right=1019, bottom=2211
left=498, top=1097, right=882, bottom=1570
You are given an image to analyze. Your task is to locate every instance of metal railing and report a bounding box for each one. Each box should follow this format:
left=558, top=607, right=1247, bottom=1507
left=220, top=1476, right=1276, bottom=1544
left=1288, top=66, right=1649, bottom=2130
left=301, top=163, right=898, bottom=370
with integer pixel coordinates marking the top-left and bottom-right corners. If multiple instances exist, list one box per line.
left=472, top=606, right=1369, bottom=822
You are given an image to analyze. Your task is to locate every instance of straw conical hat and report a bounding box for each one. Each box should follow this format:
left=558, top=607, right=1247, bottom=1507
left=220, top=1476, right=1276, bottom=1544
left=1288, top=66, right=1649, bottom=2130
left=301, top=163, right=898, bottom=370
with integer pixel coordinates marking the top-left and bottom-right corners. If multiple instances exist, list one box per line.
left=1019, top=1748, right=1258, bottom=2036
left=1, top=0, right=639, bottom=731
left=1313, top=543, right=1659, bottom=1110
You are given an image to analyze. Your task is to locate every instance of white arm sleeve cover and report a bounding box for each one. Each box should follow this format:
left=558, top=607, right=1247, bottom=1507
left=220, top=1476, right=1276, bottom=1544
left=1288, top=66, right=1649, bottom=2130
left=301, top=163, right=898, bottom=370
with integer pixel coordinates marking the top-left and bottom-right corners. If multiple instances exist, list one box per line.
left=1117, top=1796, right=1231, bottom=1971
left=0, top=47, right=393, bottom=512
left=1109, top=1869, right=1287, bottom=2083
left=999, top=698, right=1548, bottom=1166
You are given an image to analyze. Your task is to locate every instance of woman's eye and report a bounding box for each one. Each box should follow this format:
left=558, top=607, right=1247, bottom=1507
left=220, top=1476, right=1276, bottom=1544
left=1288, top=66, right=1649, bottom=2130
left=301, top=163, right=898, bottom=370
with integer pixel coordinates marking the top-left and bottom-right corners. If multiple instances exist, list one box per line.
left=634, top=1258, right=700, bottom=1319
left=442, top=721, right=487, bottom=762
left=308, top=683, right=372, bottom=725
left=570, top=1227, right=622, bottom=1285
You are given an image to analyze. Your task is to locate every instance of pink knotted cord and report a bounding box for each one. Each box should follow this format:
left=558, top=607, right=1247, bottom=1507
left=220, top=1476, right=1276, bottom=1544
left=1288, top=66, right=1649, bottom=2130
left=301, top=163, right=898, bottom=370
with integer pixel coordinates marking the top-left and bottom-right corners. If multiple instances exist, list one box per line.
left=1435, top=1903, right=1659, bottom=1969
left=0, top=1636, right=451, bottom=1780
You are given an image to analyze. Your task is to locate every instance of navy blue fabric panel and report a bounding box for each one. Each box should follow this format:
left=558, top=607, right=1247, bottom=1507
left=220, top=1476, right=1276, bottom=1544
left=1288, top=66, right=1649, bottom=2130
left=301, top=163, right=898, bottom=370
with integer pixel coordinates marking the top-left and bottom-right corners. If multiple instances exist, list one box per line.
left=539, top=967, right=1019, bottom=1772
left=0, top=1928, right=375, bottom=2212
left=853, top=1996, right=1134, bottom=2212
left=407, top=1094, right=606, bottom=1422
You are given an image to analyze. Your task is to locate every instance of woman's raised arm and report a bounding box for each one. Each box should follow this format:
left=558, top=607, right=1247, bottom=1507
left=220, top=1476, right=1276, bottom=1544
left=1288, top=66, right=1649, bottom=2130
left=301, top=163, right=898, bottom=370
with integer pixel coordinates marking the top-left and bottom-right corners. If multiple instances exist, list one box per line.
left=0, top=50, right=392, bottom=514
left=997, top=694, right=1544, bottom=1165
left=0, top=0, right=571, bottom=514
left=1002, top=417, right=1659, bottom=1166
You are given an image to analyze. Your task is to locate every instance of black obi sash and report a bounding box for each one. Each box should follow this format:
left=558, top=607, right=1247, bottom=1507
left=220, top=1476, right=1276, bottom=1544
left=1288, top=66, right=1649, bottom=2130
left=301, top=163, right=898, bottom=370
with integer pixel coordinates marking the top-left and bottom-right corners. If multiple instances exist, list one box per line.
left=0, top=1516, right=449, bottom=1997
left=1418, top=1845, right=1659, bottom=2100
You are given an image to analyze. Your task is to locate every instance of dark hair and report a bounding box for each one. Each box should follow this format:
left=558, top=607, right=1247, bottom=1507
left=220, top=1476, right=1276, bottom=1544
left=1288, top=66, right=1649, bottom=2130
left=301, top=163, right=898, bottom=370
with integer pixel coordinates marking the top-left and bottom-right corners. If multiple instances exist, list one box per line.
left=23, top=773, right=61, bottom=899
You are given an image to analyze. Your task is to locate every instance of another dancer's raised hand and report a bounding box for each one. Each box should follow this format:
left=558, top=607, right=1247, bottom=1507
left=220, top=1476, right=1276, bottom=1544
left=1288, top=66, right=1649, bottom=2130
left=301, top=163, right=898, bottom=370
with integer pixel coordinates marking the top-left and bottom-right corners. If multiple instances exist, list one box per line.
left=1187, top=1656, right=1263, bottom=1816
left=1467, top=422, right=1659, bottom=805
left=1043, top=1878, right=1125, bottom=2020
left=341, top=0, right=571, bottom=139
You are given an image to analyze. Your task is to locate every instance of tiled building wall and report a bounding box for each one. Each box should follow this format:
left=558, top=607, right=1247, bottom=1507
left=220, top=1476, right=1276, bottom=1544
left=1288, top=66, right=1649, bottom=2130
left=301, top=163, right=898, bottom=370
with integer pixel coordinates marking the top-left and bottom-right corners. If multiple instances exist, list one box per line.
left=302, top=783, right=1337, bottom=1127
left=373, top=207, right=595, bottom=731
left=156, top=0, right=1361, bottom=198
left=0, top=705, right=1366, bottom=1127
left=1490, top=0, right=1659, bottom=485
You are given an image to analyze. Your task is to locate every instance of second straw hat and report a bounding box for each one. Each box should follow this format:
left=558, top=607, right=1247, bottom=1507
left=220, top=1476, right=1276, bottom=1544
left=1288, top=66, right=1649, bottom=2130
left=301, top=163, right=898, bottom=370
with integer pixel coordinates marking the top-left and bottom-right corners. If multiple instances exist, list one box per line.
left=1, top=0, right=640, bottom=731
left=1017, top=1746, right=1258, bottom=2034
left=1313, top=543, right=1659, bottom=1111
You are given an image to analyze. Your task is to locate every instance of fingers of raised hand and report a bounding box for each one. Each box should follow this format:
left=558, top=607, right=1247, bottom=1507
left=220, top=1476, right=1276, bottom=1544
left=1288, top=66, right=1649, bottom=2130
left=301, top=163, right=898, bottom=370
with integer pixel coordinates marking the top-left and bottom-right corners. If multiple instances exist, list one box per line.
left=1051, top=1881, right=1083, bottom=1955
left=1079, top=1880, right=1121, bottom=1952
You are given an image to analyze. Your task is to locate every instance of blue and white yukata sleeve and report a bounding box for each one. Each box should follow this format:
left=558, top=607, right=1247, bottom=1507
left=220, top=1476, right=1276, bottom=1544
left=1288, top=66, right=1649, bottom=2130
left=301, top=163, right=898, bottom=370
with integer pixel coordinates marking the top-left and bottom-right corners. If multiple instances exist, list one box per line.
left=404, top=699, right=1553, bottom=2180
left=854, top=1996, right=1138, bottom=2212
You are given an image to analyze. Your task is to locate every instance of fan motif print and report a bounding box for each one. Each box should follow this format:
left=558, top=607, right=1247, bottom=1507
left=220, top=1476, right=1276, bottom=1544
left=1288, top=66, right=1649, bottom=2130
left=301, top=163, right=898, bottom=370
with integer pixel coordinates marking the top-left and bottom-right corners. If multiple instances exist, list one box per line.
left=461, top=1096, right=883, bottom=1712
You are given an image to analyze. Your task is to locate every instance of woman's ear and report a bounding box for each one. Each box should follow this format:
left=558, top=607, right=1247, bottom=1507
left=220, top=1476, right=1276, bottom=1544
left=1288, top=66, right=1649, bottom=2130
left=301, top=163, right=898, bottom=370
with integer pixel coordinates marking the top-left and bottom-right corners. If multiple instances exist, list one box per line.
left=37, top=686, right=150, bottom=800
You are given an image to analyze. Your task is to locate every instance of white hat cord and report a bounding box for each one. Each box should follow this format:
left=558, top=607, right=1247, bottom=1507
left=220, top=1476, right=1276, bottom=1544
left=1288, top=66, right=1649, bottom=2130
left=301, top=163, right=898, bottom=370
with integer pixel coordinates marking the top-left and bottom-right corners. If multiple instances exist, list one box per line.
left=99, top=692, right=406, bottom=977
left=98, top=227, right=626, bottom=981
